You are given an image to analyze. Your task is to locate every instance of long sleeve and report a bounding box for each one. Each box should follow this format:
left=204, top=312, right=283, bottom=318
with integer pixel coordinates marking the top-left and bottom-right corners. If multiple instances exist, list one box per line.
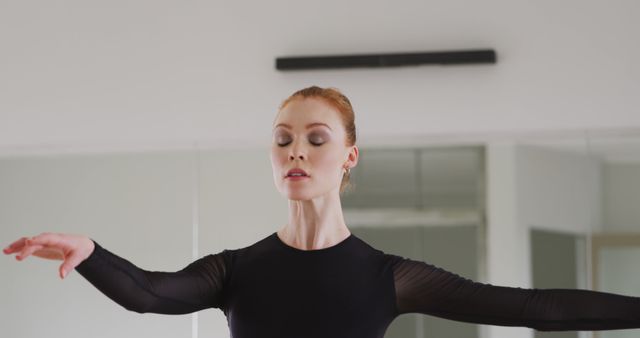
left=74, top=239, right=232, bottom=315
left=390, top=255, right=640, bottom=331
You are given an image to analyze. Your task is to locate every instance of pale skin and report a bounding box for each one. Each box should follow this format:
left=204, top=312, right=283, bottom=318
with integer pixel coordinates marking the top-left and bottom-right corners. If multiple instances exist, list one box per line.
left=272, top=97, right=358, bottom=250
left=3, top=95, right=359, bottom=278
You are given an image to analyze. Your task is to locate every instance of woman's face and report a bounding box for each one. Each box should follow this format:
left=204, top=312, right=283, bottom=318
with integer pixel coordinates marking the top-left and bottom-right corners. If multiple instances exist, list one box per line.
left=270, top=97, right=358, bottom=201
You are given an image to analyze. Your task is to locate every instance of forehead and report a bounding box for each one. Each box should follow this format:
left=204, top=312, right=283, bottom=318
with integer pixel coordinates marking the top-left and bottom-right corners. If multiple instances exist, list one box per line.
left=273, top=97, right=342, bottom=130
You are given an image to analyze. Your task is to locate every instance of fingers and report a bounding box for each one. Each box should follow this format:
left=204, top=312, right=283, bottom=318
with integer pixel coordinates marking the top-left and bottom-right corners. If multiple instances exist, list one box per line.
left=4, top=233, right=63, bottom=258
left=16, top=244, right=45, bottom=261
left=59, top=253, right=85, bottom=279
left=6, top=232, right=90, bottom=280
left=25, top=232, right=62, bottom=248
left=3, top=237, right=29, bottom=254
left=5, top=232, right=87, bottom=280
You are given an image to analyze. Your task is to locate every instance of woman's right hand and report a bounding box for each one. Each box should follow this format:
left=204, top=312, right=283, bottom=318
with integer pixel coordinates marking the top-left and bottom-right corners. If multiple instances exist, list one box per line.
left=3, top=232, right=95, bottom=279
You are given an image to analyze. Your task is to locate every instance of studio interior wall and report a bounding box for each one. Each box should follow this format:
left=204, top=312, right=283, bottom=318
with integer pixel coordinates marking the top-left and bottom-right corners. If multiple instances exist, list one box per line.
left=1, top=0, right=640, bottom=154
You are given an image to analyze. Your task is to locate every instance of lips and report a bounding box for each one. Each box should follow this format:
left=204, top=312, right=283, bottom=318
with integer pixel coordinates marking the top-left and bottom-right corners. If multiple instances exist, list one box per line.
left=286, top=168, right=309, bottom=177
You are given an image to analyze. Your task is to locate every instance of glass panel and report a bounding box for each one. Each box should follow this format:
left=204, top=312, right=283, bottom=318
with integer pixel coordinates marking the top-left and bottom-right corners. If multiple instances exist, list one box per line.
left=597, top=245, right=640, bottom=338
left=586, top=133, right=640, bottom=338
left=531, top=229, right=583, bottom=338
left=343, top=146, right=484, bottom=210
left=420, top=225, right=479, bottom=338
left=345, top=144, right=485, bottom=337
left=420, top=147, right=484, bottom=209
left=344, top=148, right=419, bottom=208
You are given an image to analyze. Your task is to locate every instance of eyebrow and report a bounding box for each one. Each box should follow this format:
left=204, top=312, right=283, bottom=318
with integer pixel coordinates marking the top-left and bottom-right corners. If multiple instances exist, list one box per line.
left=273, top=122, right=332, bottom=131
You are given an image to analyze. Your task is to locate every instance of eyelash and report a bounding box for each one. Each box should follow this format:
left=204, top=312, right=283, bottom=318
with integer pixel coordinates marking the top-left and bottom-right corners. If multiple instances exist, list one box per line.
left=277, top=136, right=324, bottom=147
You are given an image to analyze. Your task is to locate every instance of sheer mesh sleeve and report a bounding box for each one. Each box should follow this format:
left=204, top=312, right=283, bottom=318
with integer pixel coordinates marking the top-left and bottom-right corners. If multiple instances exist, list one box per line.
left=390, top=255, right=640, bottom=331
left=75, top=239, right=231, bottom=315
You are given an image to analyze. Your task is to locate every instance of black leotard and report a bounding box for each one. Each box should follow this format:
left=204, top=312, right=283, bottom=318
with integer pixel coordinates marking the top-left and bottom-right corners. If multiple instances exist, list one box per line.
left=75, top=232, right=640, bottom=338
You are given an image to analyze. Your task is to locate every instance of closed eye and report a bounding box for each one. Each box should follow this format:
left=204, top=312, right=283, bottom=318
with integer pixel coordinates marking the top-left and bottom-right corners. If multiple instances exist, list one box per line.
left=277, top=140, right=324, bottom=147
left=277, top=135, right=325, bottom=147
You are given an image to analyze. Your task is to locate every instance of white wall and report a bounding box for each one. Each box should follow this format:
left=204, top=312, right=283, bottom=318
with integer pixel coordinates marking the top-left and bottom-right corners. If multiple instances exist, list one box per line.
left=1, top=0, right=640, bottom=154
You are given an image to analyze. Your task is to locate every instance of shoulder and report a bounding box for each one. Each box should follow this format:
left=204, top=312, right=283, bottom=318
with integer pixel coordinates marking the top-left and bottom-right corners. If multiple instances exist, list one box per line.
left=186, top=233, right=274, bottom=281
left=349, top=236, right=437, bottom=269
left=209, top=232, right=276, bottom=265
left=348, top=234, right=410, bottom=268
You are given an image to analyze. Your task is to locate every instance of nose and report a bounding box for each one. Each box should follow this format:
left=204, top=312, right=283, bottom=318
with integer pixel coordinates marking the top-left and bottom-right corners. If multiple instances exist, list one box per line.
left=288, top=141, right=306, bottom=161
left=289, top=153, right=305, bottom=161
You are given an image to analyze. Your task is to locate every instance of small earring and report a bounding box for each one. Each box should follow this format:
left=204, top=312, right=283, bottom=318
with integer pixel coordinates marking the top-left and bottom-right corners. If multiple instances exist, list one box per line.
left=344, top=167, right=350, bottom=175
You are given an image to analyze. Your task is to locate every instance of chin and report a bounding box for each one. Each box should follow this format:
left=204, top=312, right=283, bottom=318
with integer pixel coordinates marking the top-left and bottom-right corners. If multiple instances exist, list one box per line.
left=282, top=185, right=323, bottom=200
left=285, top=191, right=314, bottom=201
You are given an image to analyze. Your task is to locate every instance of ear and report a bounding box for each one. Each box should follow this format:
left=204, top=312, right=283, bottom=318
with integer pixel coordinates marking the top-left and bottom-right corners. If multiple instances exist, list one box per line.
left=345, top=145, right=359, bottom=169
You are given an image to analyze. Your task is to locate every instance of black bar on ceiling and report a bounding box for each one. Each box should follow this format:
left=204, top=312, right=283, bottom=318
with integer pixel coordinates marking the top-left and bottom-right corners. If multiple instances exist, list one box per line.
left=275, top=49, right=496, bottom=71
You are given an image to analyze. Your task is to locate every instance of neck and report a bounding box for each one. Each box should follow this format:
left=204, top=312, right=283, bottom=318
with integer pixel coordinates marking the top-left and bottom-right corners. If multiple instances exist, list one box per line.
left=278, top=192, right=351, bottom=250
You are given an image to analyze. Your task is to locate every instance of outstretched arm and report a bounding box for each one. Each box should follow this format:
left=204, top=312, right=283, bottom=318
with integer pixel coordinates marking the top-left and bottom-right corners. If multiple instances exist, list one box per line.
left=4, top=233, right=231, bottom=315
left=74, top=240, right=231, bottom=314
left=389, top=255, right=640, bottom=331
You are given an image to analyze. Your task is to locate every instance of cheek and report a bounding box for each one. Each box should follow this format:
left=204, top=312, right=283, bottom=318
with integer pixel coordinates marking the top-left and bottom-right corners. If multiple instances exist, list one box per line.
left=270, top=148, right=284, bottom=172
left=314, top=149, right=342, bottom=174
left=270, top=146, right=284, bottom=160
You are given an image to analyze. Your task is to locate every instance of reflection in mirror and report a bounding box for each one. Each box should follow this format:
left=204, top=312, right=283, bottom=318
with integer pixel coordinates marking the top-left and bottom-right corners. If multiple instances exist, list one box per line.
left=517, top=130, right=640, bottom=338
left=343, top=145, right=486, bottom=338
left=532, top=230, right=586, bottom=338
left=586, top=132, right=640, bottom=338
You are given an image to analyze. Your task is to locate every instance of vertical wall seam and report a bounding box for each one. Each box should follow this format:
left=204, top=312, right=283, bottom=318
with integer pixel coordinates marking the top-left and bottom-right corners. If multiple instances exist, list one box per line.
left=191, top=141, right=201, bottom=338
